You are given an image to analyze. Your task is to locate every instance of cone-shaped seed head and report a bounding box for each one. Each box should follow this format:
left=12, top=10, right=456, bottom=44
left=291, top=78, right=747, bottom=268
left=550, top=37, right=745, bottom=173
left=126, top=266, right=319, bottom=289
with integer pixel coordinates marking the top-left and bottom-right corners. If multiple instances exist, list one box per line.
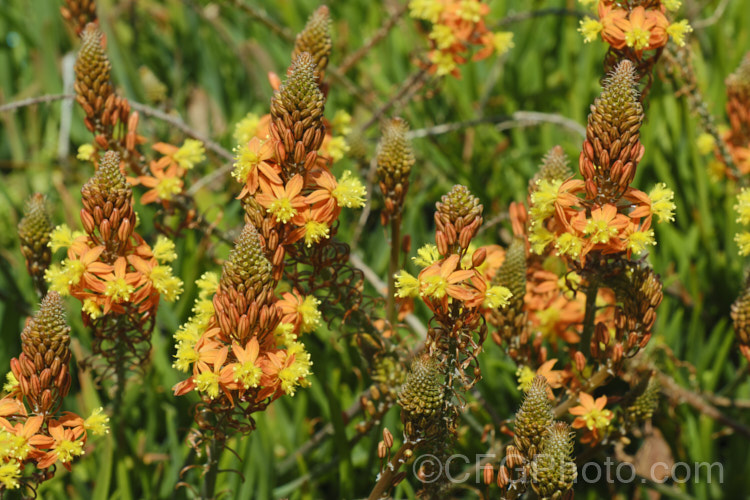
left=437, top=185, right=483, bottom=224
left=625, top=377, right=660, bottom=425
left=732, top=277, right=750, bottom=351
left=514, top=375, right=553, bottom=458
left=21, top=292, right=72, bottom=366
left=271, top=53, right=325, bottom=126
left=74, top=23, right=112, bottom=107
left=292, top=6, right=332, bottom=77
left=494, top=238, right=526, bottom=300
left=398, top=354, right=445, bottom=437
left=580, top=59, right=644, bottom=201
left=531, top=422, right=577, bottom=500
left=376, top=117, right=414, bottom=218
left=89, top=150, right=128, bottom=191
left=220, top=223, right=273, bottom=294
left=18, top=194, right=53, bottom=295
left=530, top=146, right=571, bottom=193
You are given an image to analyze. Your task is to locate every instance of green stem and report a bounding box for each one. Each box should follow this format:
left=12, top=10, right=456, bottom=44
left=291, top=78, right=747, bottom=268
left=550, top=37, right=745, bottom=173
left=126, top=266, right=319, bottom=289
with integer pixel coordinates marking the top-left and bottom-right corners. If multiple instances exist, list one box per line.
left=113, top=335, right=127, bottom=448
left=386, top=215, right=401, bottom=328
left=580, top=278, right=599, bottom=358
left=201, top=434, right=221, bottom=500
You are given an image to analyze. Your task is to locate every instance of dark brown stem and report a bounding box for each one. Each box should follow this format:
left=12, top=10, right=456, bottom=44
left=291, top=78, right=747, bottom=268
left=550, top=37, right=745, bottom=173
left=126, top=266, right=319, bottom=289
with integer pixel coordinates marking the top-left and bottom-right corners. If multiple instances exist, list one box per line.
left=580, top=278, right=599, bottom=357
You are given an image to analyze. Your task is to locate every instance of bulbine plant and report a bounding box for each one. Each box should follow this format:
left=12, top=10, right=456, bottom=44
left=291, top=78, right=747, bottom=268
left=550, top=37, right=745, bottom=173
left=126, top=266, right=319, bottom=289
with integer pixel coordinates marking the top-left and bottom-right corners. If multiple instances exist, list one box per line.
left=2, top=0, right=749, bottom=498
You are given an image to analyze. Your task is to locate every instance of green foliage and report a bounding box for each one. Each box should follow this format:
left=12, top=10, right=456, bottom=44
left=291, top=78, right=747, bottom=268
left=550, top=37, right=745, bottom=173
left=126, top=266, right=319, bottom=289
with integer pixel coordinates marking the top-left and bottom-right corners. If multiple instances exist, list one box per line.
left=1, top=0, right=750, bottom=498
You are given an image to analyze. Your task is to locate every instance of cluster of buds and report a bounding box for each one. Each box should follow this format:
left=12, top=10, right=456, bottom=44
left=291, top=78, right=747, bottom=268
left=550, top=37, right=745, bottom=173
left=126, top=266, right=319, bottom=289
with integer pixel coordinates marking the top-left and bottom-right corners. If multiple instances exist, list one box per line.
left=376, top=118, right=414, bottom=224
left=731, top=273, right=750, bottom=362
left=74, top=23, right=145, bottom=174
left=44, top=151, right=182, bottom=372
left=493, top=377, right=576, bottom=499
left=623, top=376, right=660, bottom=426
left=0, top=293, right=108, bottom=492
left=397, top=354, right=447, bottom=441
left=408, top=0, right=514, bottom=77
left=172, top=224, right=313, bottom=433
left=18, top=194, right=53, bottom=297
left=292, top=6, right=332, bottom=84
left=60, top=0, right=97, bottom=36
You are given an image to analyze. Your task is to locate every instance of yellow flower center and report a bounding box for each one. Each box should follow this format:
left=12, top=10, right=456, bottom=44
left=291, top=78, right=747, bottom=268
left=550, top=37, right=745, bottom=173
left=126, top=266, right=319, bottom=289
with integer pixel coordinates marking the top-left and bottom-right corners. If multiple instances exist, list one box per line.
left=194, top=371, right=220, bottom=399
left=233, top=113, right=261, bottom=146
left=104, top=278, right=135, bottom=302
left=82, top=298, right=102, bottom=320
left=234, top=361, right=262, bottom=388
left=84, top=407, right=110, bottom=436
left=332, top=171, right=366, bottom=208
left=55, top=438, right=84, bottom=463
left=584, top=219, right=618, bottom=244
left=297, top=296, right=322, bottom=334
left=268, top=198, right=297, bottom=224
left=304, top=220, right=330, bottom=247
left=626, top=229, right=655, bottom=254
left=173, top=139, right=205, bottom=170
left=625, top=26, right=650, bottom=50
left=583, top=407, right=613, bottom=432
left=516, top=366, right=536, bottom=391
left=422, top=275, right=448, bottom=299
left=156, top=176, right=183, bottom=200
left=578, top=17, right=602, bottom=43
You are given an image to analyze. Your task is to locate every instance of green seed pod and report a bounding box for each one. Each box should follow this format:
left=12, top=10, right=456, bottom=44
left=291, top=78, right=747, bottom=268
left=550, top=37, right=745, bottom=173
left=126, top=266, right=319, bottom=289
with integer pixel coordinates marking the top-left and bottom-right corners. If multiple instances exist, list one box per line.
left=514, top=375, right=553, bottom=458
left=18, top=194, right=53, bottom=297
left=531, top=422, right=577, bottom=500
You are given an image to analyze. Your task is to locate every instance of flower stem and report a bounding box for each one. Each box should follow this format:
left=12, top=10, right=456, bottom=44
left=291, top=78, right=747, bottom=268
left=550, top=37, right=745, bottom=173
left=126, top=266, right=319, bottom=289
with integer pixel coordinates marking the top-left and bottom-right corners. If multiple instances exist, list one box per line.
left=580, top=278, right=599, bottom=358
left=367, top=440, right=415, bottom=500
left=386, top=215, right=401, bottom=328
left=201, top=431, right=223, bottom=500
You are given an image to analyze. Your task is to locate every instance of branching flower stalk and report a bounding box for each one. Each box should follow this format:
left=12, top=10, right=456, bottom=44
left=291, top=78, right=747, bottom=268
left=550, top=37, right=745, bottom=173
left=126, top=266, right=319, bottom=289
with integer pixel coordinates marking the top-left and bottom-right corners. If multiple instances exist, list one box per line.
left=371, top=186, right=512, bottom=498
left=233, top=8, right=403, bottom=437
left=0, top=292, right=109, bottom=494
left=376, top=117, right=414, bottom=327
left=44, top=151, right=183, bottom=403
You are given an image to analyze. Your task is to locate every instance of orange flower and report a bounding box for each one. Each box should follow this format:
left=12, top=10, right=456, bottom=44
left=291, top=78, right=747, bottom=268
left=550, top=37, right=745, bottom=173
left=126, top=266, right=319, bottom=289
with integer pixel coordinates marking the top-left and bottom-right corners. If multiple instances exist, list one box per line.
left=36, top=418, right=86, bottom=470
left=571, top=204, right=630, bottom=259
left=598, top=3, right=628, bottom=49
left=418, top=254, right=475, bottom=301
left=227, top=338, right=264, bottom=391
left=570, top=392, right=613, bottom=444
left=255, top=175, right=307, bottom=224
left=234, top=137, right=279, bottom=198
left=191, top=345, right=236, bottom=403
left=98, top=257, right=144, bottom=314
left=288, top=206, right=335, bottom=247
left=613, top=6, right=668, bottom=54
left=0, top=415, right=49, bottom=462
left=138, top=161, right=183, bottom=204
